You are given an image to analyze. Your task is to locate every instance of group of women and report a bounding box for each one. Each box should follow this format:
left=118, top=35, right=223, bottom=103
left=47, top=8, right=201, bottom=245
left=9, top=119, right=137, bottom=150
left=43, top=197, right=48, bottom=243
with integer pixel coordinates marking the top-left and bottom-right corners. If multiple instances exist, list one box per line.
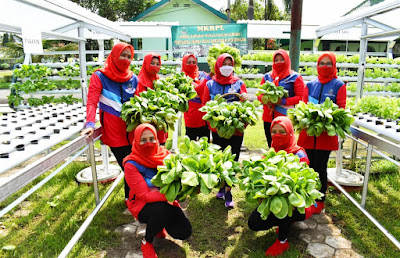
left=81, top=42, right=346, bottom=257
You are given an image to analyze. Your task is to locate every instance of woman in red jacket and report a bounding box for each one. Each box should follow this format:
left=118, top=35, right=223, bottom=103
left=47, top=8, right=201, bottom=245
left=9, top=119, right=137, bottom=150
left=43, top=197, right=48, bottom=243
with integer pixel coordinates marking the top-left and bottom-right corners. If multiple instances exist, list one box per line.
left=248, top=116, right=315, bottom=256
left=135, top=53, right=168, bottom=145
left=200, top=53, right=248, bottom=208
left=123, top=124, right=192, bottom=258
left=182, top=54, right=211, bottom=141
left=81, top=42, right=137, bottom=204
left=298, top=52, right=347, bottom=214
left=259, top=49, right=305, bottom=147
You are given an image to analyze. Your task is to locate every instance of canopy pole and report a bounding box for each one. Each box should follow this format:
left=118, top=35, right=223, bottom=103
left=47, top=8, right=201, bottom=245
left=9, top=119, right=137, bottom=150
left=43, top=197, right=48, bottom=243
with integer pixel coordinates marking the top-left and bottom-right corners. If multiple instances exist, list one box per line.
left=78, top=26, right=88, bottom=106
left=289, top=0, right=303, bottom=72
left=355, top=20, right=368, bottom=102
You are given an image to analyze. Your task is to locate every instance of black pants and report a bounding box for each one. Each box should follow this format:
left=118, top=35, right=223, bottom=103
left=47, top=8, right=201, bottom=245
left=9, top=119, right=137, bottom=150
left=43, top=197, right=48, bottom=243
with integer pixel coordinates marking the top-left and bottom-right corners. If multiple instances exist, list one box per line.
left=212, top=132, right=243, bottom=161
left=248, top=208, right=305, bottom=241
left=110, top=145, right=132, bottom=199
left=186, top=125, right=210, bottom=141
left=138, top=202, right=192, bottom=243
left=305, top=149, right=331, bottom=202
left=263, top=122, right=272, bottom=148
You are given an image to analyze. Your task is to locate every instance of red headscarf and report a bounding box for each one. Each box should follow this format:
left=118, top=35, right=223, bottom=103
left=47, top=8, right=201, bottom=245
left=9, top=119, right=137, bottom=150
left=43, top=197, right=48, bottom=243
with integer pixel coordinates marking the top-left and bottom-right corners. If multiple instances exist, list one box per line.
left=270, top=49, right=292, bottom=86
left=317, top=52, right=337, bottom=84
left=137, top=53, right=161, bottom=93
left=99, top=42, right=134, bottom=82
left=213, top=53, right=240, bottom=85
left=271, top=116, right=305, bottom=155
left=182, top=54, right=199, bottom=79
left=123, top=124, right=170, bottom=168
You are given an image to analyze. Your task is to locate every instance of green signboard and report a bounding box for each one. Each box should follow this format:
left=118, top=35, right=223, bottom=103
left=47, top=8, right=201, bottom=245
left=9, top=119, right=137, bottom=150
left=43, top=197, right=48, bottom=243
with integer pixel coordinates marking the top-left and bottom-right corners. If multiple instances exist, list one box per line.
left=171, top=24, right=248, bottom=58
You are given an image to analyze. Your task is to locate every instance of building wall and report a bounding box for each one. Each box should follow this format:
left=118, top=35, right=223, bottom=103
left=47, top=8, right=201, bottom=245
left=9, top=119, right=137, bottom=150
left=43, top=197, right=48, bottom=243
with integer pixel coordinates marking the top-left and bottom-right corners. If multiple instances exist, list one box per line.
left=140, top=0, right=228, bottom=25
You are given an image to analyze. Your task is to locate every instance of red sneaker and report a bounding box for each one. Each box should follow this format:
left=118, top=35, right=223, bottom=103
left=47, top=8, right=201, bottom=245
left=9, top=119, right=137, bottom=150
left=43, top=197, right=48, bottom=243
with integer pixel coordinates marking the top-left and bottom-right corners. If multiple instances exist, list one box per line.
left=141, top=242, right=158, bottom=258
left=305, top=206, right=314, bottom=220
left=265, top=239, right=290, bottom=256
left=313, top=201, right=325, bottom=214
left=156, top=228, right=168, bottom=238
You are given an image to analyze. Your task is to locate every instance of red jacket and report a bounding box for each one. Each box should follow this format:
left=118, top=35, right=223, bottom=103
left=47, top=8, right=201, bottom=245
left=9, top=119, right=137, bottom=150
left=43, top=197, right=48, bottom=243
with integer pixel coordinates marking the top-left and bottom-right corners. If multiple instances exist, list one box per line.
left=297, top=79, right=347, bottom=151
left=258, top=72, right=305, bottom=122
left=183, top=72, right=209, bottom=128
left=85, top=72, right=137, bottom=147
left=125, top=162, right=167, bottom=219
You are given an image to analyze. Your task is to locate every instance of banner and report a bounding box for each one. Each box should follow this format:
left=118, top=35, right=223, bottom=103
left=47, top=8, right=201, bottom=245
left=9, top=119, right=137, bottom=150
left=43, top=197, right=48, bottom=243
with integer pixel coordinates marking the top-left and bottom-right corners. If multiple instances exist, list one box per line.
left=171, top=24, right=247, bottom=58
left=21, top=27, right=43, bottom=54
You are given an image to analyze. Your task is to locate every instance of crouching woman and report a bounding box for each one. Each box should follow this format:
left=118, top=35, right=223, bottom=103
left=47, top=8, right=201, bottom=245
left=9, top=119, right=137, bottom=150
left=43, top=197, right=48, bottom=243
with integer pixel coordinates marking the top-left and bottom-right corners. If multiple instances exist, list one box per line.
left=248, top=116, right=314, bottom=256
left=123, top=124, right=192, bottom=258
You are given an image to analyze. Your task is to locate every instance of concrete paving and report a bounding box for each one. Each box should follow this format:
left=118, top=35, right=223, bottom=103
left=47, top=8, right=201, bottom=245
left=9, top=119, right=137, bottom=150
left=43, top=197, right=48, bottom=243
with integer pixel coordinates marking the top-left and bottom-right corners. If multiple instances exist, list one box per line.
left=111, top=149, right=363, bottom=258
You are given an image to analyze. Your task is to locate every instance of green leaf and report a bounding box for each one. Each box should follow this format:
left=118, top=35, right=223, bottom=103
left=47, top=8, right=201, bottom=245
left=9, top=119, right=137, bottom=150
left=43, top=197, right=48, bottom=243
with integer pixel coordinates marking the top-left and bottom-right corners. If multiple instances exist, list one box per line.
left=199, top=173, right=219, bottom=189
left=181, top=171, right=199, bottom=186
left=270, top=196, right=283, bottom=214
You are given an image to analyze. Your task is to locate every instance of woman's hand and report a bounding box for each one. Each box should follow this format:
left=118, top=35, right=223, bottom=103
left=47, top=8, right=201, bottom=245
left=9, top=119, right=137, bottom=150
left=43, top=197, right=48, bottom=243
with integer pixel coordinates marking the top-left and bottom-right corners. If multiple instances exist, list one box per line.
left=81, top=127, right=94, bottom=138
left=241, top=93, right=249, bottom=101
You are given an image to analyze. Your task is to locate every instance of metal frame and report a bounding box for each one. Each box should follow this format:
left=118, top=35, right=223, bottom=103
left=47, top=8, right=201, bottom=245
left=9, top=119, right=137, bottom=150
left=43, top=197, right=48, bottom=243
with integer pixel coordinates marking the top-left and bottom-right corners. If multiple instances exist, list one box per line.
left=331, top=125, right=400, bottom=250
left=315, top=1, right=400, bottom=101
left=0, top=127, right=101, bottom=203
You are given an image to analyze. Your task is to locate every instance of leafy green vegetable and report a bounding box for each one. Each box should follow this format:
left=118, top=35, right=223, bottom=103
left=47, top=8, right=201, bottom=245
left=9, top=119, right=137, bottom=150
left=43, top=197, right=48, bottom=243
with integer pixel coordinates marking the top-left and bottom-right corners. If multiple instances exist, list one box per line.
left=287, top=98, right=355, bottom=139
left=151, top=136, right=241, bottom=202
left=200, top=94, right=261, bottom=139
left=207, top=42, right=242, bottom=74
left=239, top=149, right=324, bottom=220
left=153, top=72, right=196, bottom=112
left=256, top=80, right=288, bottom=104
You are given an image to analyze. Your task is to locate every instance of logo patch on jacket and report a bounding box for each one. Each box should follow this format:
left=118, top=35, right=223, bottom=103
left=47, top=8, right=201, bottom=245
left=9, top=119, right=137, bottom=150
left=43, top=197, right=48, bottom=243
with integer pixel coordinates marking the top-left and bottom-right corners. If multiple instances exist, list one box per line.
left=125, top=83, right=135, bottom=94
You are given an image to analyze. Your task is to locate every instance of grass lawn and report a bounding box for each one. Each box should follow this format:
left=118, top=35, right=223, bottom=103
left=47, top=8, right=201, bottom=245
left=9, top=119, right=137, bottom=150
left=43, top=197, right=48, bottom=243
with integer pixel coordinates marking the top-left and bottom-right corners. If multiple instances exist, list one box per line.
left=1, top=118, right=400, bottom=257
left=0, top=82, right=11, bottom=89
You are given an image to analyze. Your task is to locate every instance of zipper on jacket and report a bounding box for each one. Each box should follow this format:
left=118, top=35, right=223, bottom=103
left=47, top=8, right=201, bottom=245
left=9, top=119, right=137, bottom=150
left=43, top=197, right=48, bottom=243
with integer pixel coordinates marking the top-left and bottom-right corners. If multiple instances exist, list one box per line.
left=314, top=83, right=326, bottom=149
left=318, top=84, right=325, bottom=104
left=120, top=82, right=130, bottom=144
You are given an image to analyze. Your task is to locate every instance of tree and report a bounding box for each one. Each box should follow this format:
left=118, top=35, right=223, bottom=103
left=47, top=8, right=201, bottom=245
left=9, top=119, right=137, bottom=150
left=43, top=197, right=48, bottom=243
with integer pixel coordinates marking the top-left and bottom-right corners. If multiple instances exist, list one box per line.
left=227, top=0, right=288, bottom=50
left=70, top=0, right=156, bottom=21
left=229, top=0, right=287, bottom=21
left=2, top=33, right=9, bottom=46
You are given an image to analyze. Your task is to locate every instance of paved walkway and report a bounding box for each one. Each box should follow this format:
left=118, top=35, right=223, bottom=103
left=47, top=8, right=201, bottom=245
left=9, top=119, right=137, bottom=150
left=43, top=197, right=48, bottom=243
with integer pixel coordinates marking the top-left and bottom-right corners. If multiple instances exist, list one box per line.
left=111, top=149, right=363, bottom=258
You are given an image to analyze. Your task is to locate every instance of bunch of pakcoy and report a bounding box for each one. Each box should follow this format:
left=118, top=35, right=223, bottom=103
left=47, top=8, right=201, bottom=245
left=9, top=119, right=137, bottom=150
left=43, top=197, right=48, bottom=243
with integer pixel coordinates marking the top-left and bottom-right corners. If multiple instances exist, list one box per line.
left=200, top=94, right=261, bottom=139
left=151, top=136, right=240, bottom=202
left=256, top=80, right=289, bottom=104
left=239, top=149, right=324, bottom=220
left=287, top=98, right=355, bottom=139
left=207, top=42, right=242, bottom=74
left=120, top=72, right=196, bottom=132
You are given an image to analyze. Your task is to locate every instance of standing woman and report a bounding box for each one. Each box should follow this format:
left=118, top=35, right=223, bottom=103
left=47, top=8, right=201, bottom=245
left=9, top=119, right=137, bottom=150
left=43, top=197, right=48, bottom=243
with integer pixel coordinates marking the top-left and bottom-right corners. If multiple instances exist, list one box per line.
left=181, top=54, right=210, bottom=141
left=123, top=124, right=192, bottom=258
left=81, top=42, right=137, bottom=205
left=298, top=52, right=346, bottom=214
left=249, top=116, right=314, bottom=256
left=136, top=53, right=168, bottom=145
left=259, top=49, right=305, bottom=147
left=200, top=53, right=248, bottom=208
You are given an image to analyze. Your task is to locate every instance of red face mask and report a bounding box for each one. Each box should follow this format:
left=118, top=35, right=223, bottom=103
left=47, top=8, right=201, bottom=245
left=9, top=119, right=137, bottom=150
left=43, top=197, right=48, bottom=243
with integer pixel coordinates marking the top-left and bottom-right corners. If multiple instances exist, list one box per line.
left=185, top=64, right=197, bottom=74
left=272, top=133, right=290, bottom=147
left=272, top=63, right=286, bottom=76
left=115, top=59, right=131, bottom=72
left=317, top=66, right=334, bottom=78
left=140, top=142, right=158, bottom=156
left=148, top=65, right=160, bottom=75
